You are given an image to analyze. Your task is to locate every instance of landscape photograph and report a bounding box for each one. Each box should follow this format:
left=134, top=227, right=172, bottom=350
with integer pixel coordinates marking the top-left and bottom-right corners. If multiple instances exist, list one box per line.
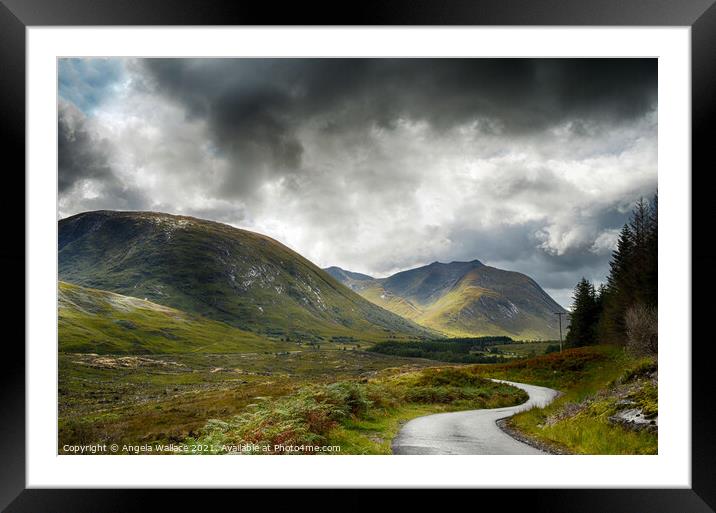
left=58, top=57, right=658, bottom=455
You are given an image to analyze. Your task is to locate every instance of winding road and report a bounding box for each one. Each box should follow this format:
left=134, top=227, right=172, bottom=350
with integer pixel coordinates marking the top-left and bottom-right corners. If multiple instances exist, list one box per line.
left=392, top=380, right=559, bottom=455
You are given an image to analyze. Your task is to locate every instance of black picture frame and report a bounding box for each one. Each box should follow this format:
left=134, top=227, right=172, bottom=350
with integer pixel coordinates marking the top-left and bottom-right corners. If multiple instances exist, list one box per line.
left=2, top=1, right=714, bottom=511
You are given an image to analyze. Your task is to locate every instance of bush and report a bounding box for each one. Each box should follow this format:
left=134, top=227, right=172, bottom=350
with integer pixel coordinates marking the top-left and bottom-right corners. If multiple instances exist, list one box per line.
left=625, top=304, right=657, bottom=356
left=416, top=368, right=487, bottom=387
left=405, top=385, right=464, bottom=404
left=321, top=382, right=372, bottom=416
left=193, top=389, right=349, bottom=453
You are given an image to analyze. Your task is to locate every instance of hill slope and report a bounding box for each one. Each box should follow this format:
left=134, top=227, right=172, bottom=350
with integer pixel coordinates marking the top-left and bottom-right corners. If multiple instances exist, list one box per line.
left=58, top=211, right=432, bottom=342
left=58, top=281, right=293, bottom=354
left=325, top=261, right=566, bottom=339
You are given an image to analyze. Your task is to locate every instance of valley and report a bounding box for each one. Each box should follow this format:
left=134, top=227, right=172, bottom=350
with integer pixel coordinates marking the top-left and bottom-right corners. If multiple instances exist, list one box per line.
left=57, top=209, right=655, bottom=456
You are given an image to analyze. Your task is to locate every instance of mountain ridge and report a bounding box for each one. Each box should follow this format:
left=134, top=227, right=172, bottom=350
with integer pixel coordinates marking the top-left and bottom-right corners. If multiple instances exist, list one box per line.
left=324, top=260, right=566, bottom=339
left=58, top=210, right=433, bottom=342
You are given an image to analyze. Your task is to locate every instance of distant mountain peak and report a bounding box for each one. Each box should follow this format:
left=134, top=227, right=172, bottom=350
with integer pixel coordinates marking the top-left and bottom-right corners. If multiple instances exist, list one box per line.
left=323, top=266, right=376, bottom=293
left=327, top=259, right=565, bottom=340
left=427, top=259, right=483, bottom=267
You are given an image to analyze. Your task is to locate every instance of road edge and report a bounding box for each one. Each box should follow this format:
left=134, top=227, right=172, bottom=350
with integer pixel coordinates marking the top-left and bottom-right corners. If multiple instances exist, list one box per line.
left=495, top=417, right=573, bottom=455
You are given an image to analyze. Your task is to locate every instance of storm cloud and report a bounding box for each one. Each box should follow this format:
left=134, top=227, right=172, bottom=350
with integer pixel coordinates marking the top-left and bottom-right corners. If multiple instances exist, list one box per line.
left=58, top=58, right=658, bottom=308
left=58, top=100, right=113, bottom=193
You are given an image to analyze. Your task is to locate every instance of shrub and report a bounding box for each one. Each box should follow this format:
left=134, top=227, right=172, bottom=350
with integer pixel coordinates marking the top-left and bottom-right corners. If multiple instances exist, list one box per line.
left=625, top=304, right=657, bottom=356
left=405, top=385, right=463, bottom=404
left=363, top=383, right=400, bottom=410
left=321, top=382, right=372, bottom=416
left=195, top=389, right=348, bottom=453
left=617, top=359, right=657, bottom=384
left=416, top=368, right=488, bottom=387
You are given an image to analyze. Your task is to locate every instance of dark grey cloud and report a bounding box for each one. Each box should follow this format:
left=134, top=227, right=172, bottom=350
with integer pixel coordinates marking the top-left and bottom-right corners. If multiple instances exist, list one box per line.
left=144, top=58, right=657, bottom=131
left=58, top=101, right=114, bottom=193
left=436, top=203, right=632, bottom=285
left=141, top=58, right=656, bottom=197
left=58, top=100, right=147, bottom=213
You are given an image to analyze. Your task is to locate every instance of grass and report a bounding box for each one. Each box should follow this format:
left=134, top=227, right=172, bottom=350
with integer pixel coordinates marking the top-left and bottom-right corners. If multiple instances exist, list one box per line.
left=326, top=404, right=443, bottom=454
left=184, top=367, right=528, bottom=454
left=472, top=346, right=658, bottom=454
left=58, top=349, right=442, bottom=452
left=59, top=281, right=294, bottom=354
left=497, top=342, right=557, bottom=357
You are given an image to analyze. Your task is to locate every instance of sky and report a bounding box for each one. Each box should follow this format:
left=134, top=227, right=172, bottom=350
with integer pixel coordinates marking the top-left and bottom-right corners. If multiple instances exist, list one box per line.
left=58, top=58, right=657, bottom=309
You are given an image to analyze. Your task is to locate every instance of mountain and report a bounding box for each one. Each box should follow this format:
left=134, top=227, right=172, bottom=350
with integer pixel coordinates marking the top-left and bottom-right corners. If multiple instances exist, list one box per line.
left=59, top=281, right=293, bottom=354
left=324, top=266, right=375, bottom=291
left=58, top=211, right=432, bottom=342
left=324, top=260, right=567, bottom=340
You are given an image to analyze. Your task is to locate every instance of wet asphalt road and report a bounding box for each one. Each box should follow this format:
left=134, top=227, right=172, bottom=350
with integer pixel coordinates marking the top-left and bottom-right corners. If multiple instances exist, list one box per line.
left=391, top=380, right=559, bottom=455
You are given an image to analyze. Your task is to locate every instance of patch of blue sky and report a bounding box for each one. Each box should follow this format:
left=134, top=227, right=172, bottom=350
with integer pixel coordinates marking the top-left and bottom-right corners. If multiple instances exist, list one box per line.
left=58, top=58, right=125, bottom=114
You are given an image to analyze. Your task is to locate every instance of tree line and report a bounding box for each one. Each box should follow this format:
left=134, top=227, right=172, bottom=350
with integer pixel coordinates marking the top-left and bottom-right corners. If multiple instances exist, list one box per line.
left=565, top=196, right=657, bottom=354
left=368, top=337, right=515, bottom=363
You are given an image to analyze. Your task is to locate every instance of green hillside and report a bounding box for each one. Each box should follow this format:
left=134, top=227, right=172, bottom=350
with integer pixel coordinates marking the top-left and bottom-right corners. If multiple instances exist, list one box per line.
left=59, top=211, right=432, bottom=342
left=59, top=281, right=293, bottom=354
left=326, top=261, right=566, bottom=339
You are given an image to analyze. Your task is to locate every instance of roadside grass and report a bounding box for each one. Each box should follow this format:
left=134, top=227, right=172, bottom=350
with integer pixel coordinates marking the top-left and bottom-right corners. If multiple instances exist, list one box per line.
left=471, top=345, right=621, bottom=391
left=472, top=346, right=658, bottom=454
left=327, top=404, right=445, bottom=454
left=185, top=367, right=528, bottom=454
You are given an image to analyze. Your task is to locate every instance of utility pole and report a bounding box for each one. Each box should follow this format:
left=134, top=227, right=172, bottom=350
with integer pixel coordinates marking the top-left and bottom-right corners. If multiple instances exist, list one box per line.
left=555, top=312, right=565, bottom=352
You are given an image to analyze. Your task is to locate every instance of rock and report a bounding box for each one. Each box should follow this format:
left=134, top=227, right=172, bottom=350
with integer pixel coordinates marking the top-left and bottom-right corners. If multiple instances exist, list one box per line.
left=609, top=408, right=658, bottom=432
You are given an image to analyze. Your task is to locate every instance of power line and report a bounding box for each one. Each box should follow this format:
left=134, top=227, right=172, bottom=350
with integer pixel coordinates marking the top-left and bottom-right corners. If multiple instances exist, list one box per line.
left=554, top=312, right=567, bottom=352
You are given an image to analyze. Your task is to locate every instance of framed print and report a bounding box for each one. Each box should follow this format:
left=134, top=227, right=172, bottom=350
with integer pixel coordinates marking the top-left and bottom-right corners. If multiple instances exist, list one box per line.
left=3, top=0, right=715, bottom=511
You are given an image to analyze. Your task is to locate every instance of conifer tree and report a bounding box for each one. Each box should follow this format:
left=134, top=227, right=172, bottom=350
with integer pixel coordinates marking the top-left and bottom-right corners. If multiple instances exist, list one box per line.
left=645, top=194, right=658, bottom=306
left=565, top=278, right=599, bottom=347
left=597, top=195, right=658, bottom=345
